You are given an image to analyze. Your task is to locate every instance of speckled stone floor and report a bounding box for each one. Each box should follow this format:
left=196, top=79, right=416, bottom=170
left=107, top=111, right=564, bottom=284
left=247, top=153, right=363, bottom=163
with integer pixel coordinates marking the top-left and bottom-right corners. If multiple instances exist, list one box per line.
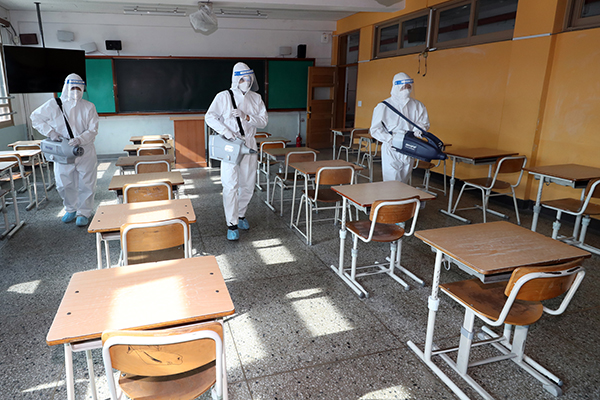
left=1, top=149, right=599, bottom=400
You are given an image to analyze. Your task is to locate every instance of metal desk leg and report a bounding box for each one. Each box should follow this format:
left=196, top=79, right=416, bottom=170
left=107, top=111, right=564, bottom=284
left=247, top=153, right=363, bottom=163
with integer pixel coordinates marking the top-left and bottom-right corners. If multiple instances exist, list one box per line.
left=264, top=154, right=276, bottom=211
left=64, top=344, right=75, bottom=400
left=530, top=176, right=545, bottom=232
left=289, top=171, right=298, bottom=228
left=7, top=167, right=25, bottom=239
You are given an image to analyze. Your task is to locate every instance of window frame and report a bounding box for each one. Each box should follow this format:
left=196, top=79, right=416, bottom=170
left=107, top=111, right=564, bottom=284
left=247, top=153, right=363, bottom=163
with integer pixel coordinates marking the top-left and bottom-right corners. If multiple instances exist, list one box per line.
left=432, top=0, right=518, bottom=50
left=373, top=10, right=429, bottom=59
left=565, top=0, right=600, bottom=30
left=0, top=45, right=15, bottom=130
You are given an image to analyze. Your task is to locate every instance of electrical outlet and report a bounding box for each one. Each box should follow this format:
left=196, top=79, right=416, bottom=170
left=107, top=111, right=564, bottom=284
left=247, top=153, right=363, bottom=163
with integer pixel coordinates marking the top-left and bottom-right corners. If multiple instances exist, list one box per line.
left=358, top=101, right=362, bottom=107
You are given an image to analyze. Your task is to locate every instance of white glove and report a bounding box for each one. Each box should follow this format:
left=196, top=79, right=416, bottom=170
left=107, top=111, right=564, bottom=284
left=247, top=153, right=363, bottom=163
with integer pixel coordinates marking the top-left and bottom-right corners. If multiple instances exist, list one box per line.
left=231, top=109, right=247, bottom=120
left=48, top=130, right=60, bottom=141
left=413, top=131, right=423, bottom=139
left=222, top=128, right=236, bottom=140
left=68, top=137, right=82, bottom=147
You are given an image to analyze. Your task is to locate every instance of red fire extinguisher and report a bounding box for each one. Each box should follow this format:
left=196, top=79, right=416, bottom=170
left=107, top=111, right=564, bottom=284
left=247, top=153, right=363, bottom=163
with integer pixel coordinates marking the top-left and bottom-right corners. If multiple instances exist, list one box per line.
left=296, top=133, right=302, bottom=147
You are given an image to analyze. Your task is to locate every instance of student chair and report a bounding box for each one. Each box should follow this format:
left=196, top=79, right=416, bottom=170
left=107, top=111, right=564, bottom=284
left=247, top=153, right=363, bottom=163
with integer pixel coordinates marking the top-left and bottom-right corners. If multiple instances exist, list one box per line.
left=296, top=165, right=355, bottom=245
left=121, top=217, right=190, bottom=265
left=345, top=197, right=423, bottom=294
left=0, top=154, right=35, bottom=210
left=102, top=320, right=227, bottom=400
left=15, top=144, right=53, bottom=191
left=541, top=178, right=600, bottom=254
left=254, top=132, right=270, bottom=138
left=355, top=133, right=380, bottom=182
left=137, top=146, right=167, bottom=156
left=409, top=158, right=447, bottom=197
left=437, top=258, right=586, bottom=399
left=141, top=138, right=167, bottom=145
left=337, top=128, right=368, bottom=161
left=134, top=160, right=171, bottom=174
left=270, top=150, right=317, bottom=216
left=255, top=140, right=286, bottom=192
left=123, top=180, right=173, bottom=203
left=452, top=155, right=527, bottom=225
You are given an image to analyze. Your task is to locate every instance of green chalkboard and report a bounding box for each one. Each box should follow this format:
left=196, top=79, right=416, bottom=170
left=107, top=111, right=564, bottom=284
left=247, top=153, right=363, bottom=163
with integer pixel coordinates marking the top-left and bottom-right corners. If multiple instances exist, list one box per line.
left=85, top=58, right=115, bottom=113
left=84, top=57, right=312, bottom=114
left=267, top=60, right=313, bottom=110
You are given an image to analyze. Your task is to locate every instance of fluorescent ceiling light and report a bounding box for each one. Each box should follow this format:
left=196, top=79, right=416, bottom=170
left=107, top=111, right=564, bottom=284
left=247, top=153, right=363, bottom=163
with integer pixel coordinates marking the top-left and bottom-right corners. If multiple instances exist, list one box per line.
left=124, top=6, right=187, bottom=16
left=218, top=9, right=268, bottom=19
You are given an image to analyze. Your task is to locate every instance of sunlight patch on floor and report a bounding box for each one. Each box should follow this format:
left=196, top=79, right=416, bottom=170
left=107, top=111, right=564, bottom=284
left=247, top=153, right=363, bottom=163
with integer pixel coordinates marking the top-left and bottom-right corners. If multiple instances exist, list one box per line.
left=7, top=280, right=40, bottom=294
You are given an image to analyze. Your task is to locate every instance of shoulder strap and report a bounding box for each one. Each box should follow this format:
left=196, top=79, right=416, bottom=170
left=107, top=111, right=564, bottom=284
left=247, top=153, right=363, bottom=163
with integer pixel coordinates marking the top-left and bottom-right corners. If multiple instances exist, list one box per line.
left=382, top=100, right=426, bottom=134
left=55, top=98, right=75, bottom=139
left=227, top=89, right=245, bottom=137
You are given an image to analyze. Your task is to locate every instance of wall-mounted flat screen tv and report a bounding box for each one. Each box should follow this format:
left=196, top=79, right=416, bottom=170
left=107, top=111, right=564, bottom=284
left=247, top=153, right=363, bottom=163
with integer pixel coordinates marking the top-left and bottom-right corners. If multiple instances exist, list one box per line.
left=2, top=46, right=86, bottom=93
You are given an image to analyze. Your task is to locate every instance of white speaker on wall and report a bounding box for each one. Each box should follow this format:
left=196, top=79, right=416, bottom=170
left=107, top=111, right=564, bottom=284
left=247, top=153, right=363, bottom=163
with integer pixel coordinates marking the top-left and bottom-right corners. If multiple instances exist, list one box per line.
left=57, top=30, right=75, bottom=42
left=279, top=46, right=292, bottom=56
left=80, top=42, right=97, bottom=54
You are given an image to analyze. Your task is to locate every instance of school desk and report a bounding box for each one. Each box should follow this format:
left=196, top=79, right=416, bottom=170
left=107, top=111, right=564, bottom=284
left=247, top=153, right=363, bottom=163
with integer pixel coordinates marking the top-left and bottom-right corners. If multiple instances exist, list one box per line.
left=115, top=154, right=175, bottom=174
left=440, top=147, right=518, bottom=223
left=7, top=140, right=55, bottom=190
left=288, top=159, right=363, bottom=245
left=0, top=149, right=48, bottom=210
left=129, top=134, right=171, bottom=144
left=330, top=180, right=435, bottom=297
left=88, top=198, right=196, bottom=269
left=0, top=161, right=24, bottom=239
left=46, top=256, right=235, bottom=400
left=123, top=143, right=172, bottom=156
left=406, top=221, right=590, bottom=400
left=108, top=171, right=184, bottom=200
left=261, top=146, right=319, bottom=212
left=526, top=164, right=600, bottom=233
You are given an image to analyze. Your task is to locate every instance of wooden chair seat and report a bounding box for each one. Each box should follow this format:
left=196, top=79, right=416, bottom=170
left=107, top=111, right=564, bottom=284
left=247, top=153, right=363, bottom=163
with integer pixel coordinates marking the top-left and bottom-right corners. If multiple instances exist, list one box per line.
left=346, top=220, right=405, bottom=243
left=0, top=188, right=9, bottom=198
left=304, top=188, right=341, bottom=203
left=463, top=177, right=511, bottom=191
left=542, top=198, right=600, bottom=215
left=275, top=171, right=306, bottom=182
left=440, top=279, right=543, bottom=326
left=415, top=160, right=435, bottom=170
left=0, top=170, right=31, bottom=182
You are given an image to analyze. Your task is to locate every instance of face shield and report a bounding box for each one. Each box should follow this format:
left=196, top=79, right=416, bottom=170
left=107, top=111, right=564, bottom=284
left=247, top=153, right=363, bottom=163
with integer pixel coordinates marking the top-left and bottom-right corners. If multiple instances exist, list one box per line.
left=390, top=73, right=414, bottom=105
left=231, top=62, right=259, bottom=92
left=60, top=73, right=86, bottom=102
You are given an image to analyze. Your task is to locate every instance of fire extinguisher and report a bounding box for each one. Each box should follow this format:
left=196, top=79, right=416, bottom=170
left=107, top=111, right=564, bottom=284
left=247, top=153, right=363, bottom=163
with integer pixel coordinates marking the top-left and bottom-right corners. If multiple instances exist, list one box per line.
left=296, top=133, right=302, bottom=147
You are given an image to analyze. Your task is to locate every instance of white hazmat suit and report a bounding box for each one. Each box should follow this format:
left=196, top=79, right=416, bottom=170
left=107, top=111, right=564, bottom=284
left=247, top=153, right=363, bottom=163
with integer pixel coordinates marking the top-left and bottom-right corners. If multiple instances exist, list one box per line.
left=370, top=72, right=430, bottom=183
left=205, top=63, right=268, bottom=239
left=30, top=73, right=99, bottom=223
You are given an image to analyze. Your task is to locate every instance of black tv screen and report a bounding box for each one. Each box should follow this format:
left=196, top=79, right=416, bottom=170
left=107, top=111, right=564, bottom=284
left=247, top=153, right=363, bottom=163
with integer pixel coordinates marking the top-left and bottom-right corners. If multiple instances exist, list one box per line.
left=3, top=46, right=86, bottom=93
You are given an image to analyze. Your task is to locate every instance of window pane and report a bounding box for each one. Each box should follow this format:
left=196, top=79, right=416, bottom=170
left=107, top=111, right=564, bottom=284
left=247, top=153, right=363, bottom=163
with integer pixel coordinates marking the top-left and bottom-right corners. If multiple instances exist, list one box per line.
left=402, top=15, right=428, bottom=48
left=582, top=0, right=600, bottom=18
left=379, top=24, right=399, bottom=52
left=438, top=4, right=471, bottom=43
left=346, top=32, right=360, bottom=64
left=475, top=0, right=518, bottom=36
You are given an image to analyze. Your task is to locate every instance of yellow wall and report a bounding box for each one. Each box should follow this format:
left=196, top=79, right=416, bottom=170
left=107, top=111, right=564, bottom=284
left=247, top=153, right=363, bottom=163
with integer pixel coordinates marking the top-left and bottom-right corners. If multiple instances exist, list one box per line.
left=337, top=0, right=600, bottom=203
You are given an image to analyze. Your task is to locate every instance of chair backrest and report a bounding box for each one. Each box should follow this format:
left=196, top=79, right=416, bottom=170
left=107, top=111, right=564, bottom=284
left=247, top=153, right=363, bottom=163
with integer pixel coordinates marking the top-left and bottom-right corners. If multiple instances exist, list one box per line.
left=365, top=197, right=421, bottom=241
left=259, top=141, right=286, bottom=161
left=491, top=155, right=527, bottom=187
left=14, top=145, right=41, bottom=151
left=123, top=180, right=173, bottom=203
left=102, top=320, right=224, bottom=400
left=135, top=160, right=171, bottom=174
left=141, top=138, right=167, bottom=144
left=315, top=165, right=354, bottom=186
left=254, top=133, right=269, bottom=138
left=121, top=217, right=189, bottom=265
left=585, top=178, right=600, bottom=200
left=506, top=258, right=585, bottom=302
left=282, top=150, right=317, bottom=180
left=137, top=146, right=167, bottom=156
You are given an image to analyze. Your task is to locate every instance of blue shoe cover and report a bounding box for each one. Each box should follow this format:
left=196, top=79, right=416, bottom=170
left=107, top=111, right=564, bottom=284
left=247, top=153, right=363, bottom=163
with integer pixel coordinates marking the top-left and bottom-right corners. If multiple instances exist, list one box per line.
left=62, top=212, right=77, bottom=223
left=76, top=216, right=89, bottom=227
left=238, top=218, right=250, bottom=230
left=227, top=229, right=240, bottom=241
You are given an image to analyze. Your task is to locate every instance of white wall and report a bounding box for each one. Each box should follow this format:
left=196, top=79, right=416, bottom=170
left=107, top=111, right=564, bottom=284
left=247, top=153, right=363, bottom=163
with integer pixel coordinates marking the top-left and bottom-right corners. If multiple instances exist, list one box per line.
left=2, top=9, right=333, bottom=154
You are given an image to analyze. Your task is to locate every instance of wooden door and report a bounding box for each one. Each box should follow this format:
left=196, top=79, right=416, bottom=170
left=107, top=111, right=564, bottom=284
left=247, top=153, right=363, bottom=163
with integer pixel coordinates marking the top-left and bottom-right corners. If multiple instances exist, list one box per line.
left=306, top=67, right=337, bottom=149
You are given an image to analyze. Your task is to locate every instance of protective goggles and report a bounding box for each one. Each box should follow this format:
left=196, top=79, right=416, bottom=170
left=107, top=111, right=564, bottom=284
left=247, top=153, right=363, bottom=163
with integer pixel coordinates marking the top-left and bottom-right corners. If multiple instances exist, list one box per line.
left=394, top=78, right=414, bottom=86
left=234, top=69, right=254, bottom=77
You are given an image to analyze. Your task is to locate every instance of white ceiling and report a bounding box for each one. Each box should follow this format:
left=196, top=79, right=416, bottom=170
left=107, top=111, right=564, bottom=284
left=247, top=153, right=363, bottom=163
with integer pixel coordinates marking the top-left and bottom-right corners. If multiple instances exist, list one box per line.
left=0, top=0, right=405, bottom=21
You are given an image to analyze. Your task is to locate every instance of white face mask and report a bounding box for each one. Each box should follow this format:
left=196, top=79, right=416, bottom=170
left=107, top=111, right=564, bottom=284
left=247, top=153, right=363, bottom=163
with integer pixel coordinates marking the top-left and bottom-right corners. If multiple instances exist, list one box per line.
left=68, top=89, right=83, bottom=101
left=239, top=81, right=251, bottom=92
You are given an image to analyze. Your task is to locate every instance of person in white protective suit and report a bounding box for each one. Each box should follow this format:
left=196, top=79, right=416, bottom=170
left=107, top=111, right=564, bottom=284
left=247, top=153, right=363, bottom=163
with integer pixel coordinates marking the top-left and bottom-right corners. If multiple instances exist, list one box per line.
left=30, top=73, right=99, bottom=227
left=370, top=72, right=430, bottom=183
left=205, top=62, right=268, bottom=241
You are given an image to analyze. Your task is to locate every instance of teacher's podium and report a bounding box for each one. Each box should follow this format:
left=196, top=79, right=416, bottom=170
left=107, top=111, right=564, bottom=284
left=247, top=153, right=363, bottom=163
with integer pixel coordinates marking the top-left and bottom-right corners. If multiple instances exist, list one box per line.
left=170, top=116, right=206, bottom=168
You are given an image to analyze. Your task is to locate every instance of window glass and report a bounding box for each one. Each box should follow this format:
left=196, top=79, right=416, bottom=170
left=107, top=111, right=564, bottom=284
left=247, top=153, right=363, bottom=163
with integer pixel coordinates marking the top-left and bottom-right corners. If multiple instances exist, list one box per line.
left=346, top=32, right=360, bottom=64
left=438, top=4, right=471, bottom=43
left=379, top=24, right=399, bottom=52
left=475, top=0, right=518, bottom=35
left=402, top=15, right=428, bottom=48
left=582, top=0, right=600, bottom=18
left=0, top=53, right=13, bottom=126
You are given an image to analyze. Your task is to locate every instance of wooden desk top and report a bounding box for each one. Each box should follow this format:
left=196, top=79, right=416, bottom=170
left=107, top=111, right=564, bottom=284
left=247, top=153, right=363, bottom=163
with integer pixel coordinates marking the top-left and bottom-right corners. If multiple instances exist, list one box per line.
left=444, top=147, right=518, bottom=161
left=332, top=128, right=368, bottom=134
left=289, top=159, right=364, bottom=175
left=332, top=181, right=436, bottom=207
left=263, top=147, right=319, bottom=157
left=416, top=221, right=590, bottom=276
left=255, top=136, right=290, bottom=144
left=0, top=149, right=42, bottom=157
left=115, top=154, right=175, bottom=167
left=124, top=143, right=172, bottom=151
left=88, top=199, right=196, bottom=233
left=46, top=256, right=235, bottom=346
left=7, top=140, right=43, bottom=148
left=109, top=171, right=184, bottom=191
left=0, top=161, right=18, bottom=171
left=525, top=164, right=600, bottom=182
left=170, top=116, right=205, bottom=121
left=129, top=135, right=171, bottom=143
